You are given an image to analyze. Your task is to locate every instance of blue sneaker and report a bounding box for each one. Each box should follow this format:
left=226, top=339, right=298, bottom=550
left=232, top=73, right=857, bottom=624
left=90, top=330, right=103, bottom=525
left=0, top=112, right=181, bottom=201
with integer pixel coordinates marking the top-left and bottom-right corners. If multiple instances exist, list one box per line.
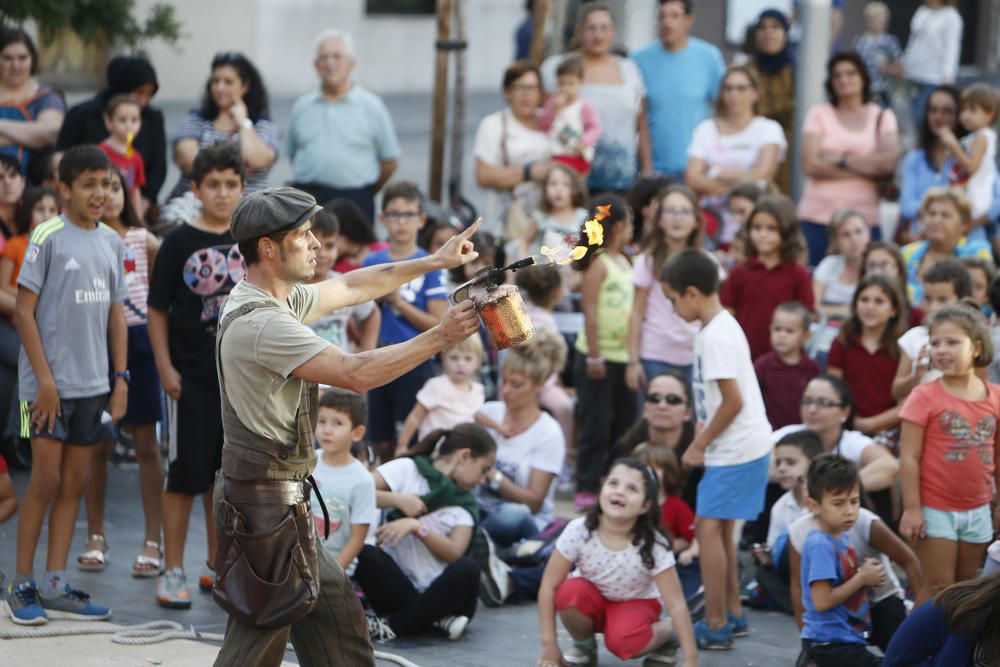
left=3, top=581, right=48, bottom=625
left=39, top=584, right=111, bottom=620
left=694, top=619, right=733, bottom=650
left=728, top=611, right=749, bottom=637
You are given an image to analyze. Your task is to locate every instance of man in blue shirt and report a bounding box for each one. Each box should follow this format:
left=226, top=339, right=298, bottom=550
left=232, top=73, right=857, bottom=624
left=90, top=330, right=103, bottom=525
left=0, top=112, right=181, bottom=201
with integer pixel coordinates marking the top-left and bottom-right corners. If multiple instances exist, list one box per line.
left=287, top=29, right=401, bottom=223
left=631, top=0, right=724, bottom=179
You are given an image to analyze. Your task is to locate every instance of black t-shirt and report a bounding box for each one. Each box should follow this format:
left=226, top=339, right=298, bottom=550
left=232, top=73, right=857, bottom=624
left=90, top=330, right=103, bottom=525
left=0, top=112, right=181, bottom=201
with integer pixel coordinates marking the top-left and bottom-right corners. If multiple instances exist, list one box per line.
left=147, top=223, right=243, bottom=378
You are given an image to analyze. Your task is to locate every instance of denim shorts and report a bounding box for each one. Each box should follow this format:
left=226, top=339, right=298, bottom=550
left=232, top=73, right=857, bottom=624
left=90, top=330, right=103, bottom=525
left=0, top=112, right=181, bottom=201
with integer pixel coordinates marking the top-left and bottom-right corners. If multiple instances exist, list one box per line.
left=696, top=452, right=771, bottom=520
left=923, top=503, right=994, bottom=544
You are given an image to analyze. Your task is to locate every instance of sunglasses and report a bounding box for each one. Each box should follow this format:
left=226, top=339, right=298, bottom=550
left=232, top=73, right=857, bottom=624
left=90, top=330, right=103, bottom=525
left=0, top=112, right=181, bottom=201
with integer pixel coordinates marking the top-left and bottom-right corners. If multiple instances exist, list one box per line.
left=645, top=392, right=685, bottom=406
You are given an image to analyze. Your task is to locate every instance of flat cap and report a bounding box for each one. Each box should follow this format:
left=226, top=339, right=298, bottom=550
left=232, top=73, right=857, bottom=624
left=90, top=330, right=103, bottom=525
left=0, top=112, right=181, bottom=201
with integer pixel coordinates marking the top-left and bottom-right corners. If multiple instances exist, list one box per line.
left=230, top=186, right=324, bottom=242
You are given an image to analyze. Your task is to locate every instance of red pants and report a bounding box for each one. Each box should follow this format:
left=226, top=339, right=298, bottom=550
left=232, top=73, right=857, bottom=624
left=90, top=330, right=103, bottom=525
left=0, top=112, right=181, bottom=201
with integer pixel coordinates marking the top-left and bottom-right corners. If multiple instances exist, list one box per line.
left=554, top=577, right=661, bottom=660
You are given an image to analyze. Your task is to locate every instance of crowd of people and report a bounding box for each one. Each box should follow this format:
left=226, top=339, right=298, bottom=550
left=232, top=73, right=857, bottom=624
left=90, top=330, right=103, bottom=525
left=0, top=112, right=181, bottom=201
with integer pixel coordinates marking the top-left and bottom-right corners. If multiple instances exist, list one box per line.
left=2, top=0, right=1000, bottom=665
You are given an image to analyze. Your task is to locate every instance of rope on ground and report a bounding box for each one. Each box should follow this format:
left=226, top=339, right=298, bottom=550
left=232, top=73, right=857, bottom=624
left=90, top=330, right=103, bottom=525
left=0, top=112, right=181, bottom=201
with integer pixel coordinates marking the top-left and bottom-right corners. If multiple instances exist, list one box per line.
left=0, top=620, right=421, bottom=667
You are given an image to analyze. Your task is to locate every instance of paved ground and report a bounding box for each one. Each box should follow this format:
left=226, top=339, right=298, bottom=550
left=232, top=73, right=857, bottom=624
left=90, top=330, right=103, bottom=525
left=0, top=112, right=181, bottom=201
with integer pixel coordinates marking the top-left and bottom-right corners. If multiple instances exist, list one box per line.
left=0, top=463, right=804, bottom=666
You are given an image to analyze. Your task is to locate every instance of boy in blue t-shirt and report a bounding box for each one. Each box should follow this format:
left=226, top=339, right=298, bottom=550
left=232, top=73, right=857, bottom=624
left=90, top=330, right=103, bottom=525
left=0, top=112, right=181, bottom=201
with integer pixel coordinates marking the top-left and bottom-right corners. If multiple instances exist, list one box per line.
left=362, top=181, right=446, bottom=461
left=800, top=454, right=886, bottom=667
left=4, top=146, right=128, bottom=625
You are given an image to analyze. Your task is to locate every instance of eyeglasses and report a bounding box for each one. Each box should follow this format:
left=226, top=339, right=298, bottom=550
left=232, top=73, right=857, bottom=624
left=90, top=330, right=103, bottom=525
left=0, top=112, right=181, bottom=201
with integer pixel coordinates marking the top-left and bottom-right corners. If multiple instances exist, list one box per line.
left=383, top=211, right=421, bottom=221
left=645, top=392, right=685, bottom=406
left=799, top=397, right=843, bottom=409
left=509, top=83, right=540, bottom=94
left=724, top=84, right=752, bottom=93
left=661, top=208, right=695, bottom=219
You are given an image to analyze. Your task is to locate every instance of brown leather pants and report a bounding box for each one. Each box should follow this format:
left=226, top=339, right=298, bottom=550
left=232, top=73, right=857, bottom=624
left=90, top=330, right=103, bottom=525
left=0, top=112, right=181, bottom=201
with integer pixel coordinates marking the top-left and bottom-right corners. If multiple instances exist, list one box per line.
left=212, top=475, right=374, bottom=667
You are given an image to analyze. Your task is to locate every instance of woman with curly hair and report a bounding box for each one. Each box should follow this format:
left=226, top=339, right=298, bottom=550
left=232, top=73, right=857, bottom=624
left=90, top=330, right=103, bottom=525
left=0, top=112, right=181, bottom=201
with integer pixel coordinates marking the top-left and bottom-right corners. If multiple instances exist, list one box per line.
left=169, top=51, right=279, bottom=199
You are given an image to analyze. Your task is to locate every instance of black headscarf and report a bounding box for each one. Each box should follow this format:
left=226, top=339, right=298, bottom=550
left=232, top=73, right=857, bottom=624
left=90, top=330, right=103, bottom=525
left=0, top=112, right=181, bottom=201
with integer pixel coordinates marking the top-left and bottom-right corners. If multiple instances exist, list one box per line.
left=752, top=9, right=794, bottom=76
left=98, top=55, right=159, bottom=104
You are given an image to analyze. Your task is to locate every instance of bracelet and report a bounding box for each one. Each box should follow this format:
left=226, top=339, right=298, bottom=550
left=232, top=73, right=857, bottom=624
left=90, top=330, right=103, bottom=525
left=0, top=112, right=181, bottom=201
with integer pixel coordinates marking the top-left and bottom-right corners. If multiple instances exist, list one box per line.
left=585, top=357, right=605, bottom=366
left=522, top=162, right=533, bottom=182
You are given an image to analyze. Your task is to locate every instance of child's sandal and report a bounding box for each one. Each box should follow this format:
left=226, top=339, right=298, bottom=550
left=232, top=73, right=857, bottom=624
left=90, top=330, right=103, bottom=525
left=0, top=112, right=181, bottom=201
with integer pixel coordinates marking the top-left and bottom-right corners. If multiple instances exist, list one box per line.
left=132, top=541, right=163, bottom=578
left=77, top=534, right=108, bottom=572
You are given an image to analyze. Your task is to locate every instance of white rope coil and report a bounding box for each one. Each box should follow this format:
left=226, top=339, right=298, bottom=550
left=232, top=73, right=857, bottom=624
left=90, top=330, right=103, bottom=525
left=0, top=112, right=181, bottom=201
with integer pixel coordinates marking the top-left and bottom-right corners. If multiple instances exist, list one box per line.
left=0, top=620, right=421, bottom=667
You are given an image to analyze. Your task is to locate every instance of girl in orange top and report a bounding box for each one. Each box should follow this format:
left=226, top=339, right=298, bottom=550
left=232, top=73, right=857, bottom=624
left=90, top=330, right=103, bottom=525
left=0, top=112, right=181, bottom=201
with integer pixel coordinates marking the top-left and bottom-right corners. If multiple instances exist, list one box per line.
left=0, top=186, right=58, bottom=292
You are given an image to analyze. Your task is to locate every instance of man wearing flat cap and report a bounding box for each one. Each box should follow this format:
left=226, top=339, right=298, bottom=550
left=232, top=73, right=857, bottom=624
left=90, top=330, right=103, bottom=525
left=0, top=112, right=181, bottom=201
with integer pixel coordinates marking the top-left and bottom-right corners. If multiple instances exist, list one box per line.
left=210, top=186, right=481, bottom=665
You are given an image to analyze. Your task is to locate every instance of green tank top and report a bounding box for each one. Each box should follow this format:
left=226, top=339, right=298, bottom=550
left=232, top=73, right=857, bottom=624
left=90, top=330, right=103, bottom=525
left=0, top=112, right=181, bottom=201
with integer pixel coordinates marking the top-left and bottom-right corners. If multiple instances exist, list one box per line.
left=575, top=252, right=634, bottom=364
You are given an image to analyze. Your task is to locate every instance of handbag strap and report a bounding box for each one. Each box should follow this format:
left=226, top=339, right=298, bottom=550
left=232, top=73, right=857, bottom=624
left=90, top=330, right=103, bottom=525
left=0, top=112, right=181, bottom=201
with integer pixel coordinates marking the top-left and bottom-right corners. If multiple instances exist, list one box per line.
left=500, top=109, right=510, bottom=167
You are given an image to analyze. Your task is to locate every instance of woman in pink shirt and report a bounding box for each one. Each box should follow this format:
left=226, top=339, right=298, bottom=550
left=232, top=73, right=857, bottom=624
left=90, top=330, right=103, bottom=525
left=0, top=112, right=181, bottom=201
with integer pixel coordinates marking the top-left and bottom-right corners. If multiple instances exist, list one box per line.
left=798, top=52, right=900, bottom=266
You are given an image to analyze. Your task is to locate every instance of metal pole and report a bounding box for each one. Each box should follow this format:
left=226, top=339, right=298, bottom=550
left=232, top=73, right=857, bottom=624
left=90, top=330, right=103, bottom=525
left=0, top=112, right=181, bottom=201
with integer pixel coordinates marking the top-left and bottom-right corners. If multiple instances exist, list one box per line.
left=792, top=0, right=832, bottom=201
left=447, top=0, right=466, bottom=209
left=428, top=0, right=453, bottom=203
left=530, top=0, right=550, bottom=66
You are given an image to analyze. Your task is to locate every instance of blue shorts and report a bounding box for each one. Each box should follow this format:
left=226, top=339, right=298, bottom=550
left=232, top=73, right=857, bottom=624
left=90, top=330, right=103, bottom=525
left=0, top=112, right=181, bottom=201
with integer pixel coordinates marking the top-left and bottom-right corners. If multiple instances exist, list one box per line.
left=696, top=453, right=771, bottom=520
left=121, top=324, right=162, bottom=425
left=923, top=504, right=994, bottom=544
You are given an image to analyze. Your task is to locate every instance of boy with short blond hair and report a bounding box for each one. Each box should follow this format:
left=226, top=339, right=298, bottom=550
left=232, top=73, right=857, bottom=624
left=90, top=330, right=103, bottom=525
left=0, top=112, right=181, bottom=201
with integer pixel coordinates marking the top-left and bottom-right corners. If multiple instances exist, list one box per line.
left=311, top=388, right=377, bottom=573
left=755, top=301, right=819, bottom=429
left=4, top=145, right=127, bottom=625
left=660, top=248, right=772, bottom=649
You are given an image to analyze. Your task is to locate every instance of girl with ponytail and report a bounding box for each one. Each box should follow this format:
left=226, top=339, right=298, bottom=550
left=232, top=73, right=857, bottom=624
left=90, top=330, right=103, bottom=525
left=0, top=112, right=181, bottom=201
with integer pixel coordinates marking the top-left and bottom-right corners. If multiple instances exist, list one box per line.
left=354, top=423, right=496, bottom=640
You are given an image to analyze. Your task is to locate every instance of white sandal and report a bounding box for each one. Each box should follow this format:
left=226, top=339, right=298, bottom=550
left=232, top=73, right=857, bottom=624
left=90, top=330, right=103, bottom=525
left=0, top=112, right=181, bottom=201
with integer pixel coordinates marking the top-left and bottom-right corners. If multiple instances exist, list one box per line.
left=132, top=541, right=164, bottom=578
left=77, top=534, right=108, bottom=572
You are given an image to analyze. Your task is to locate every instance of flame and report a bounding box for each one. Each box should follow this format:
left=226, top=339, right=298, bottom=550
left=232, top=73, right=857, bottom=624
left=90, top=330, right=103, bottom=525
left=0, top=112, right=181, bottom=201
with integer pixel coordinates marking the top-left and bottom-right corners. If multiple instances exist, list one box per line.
left=125, top=131, right=135, bottom=158
left=533, top=205, right=613, bottom=266
left=583, top=218, right=603, bottom=246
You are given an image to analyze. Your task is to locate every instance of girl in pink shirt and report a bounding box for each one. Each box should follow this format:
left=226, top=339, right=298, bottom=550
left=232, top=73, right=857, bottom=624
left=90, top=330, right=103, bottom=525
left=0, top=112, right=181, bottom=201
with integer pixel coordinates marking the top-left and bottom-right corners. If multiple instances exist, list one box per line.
left=899, top=303, right=1000, bottom=606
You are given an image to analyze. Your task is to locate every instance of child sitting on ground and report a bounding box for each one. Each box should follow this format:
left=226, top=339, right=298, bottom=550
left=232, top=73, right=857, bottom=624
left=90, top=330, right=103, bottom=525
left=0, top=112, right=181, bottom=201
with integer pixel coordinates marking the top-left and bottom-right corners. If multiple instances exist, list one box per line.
left=311, top=389, right=378, bottom=574
left=754, top=301, right=820, bottom=430
left=794, top=454, right=920, bottom=658
left=632, top=442, right=701, bottom=603
left=536, top=458, right=698, bottom=667
left=396, top=335, right=486, bottom=457
left=750, top=430, right=822, bottom=615
left=798, top=455, right=886, bottom=666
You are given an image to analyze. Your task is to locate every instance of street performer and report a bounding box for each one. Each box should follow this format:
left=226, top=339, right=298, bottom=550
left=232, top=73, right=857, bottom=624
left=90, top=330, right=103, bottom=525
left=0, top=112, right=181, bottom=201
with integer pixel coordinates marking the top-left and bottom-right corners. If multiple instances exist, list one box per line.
left=211, top=186, right=481, bottom=666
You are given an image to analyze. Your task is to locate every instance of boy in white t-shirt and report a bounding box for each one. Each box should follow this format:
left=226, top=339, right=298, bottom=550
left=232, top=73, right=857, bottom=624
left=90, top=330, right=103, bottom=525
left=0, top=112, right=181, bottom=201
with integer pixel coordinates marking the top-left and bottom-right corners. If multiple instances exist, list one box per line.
left=310, top=389, right=378, bottom=575
left=944, top=83, right=999, bottom=228
left=660, top=249, right=773, bottom=650
left=892, top=259, right=969, bottom=402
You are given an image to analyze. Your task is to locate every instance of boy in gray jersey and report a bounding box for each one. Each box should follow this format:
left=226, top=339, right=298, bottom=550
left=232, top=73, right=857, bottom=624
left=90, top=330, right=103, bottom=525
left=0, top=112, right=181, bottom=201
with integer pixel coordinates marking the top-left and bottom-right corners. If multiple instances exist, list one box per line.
left=2, top=146, right=128, bottom=626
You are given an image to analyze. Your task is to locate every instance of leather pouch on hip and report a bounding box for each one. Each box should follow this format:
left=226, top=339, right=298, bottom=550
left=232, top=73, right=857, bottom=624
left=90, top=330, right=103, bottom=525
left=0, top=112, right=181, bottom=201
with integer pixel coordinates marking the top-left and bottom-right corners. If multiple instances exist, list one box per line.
left=212, top=498, right=320, bottom=628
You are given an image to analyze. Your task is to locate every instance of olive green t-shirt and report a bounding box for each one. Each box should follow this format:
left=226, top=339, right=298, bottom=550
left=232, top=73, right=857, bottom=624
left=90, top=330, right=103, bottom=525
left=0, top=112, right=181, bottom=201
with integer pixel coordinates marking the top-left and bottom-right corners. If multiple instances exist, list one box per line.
left=219, top=280, right=330, bottom=445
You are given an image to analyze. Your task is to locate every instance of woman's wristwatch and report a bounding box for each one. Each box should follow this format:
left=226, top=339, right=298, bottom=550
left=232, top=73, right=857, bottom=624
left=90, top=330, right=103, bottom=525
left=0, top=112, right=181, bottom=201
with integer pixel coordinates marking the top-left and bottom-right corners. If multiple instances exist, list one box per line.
left=836, top=153, right=848, bottom=169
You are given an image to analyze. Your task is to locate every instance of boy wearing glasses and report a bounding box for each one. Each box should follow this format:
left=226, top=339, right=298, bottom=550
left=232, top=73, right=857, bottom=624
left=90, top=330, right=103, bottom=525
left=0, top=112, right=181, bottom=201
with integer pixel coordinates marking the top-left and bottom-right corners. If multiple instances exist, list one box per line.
left=755, top=301, right=819, bottom=429
left=660, top=249, right=773, bottom=650
left=363, top=181, right=447, bottom=462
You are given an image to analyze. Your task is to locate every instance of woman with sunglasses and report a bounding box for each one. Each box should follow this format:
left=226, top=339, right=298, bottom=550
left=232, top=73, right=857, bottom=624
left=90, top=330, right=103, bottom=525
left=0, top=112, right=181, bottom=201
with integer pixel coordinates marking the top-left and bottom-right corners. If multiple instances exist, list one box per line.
left=613, top=371, right=701, bottom=512
left=169, top=52, right=278, bottom=203
left=772, top=375, right=898, bottom=494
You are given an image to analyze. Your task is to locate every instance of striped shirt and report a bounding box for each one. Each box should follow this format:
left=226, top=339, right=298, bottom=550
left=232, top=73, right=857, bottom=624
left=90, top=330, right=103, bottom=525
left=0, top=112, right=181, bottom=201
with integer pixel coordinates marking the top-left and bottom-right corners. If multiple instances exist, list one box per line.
left=121, top=227, right=150, bottom=326
left=172, top=111, right=279, bottom=194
